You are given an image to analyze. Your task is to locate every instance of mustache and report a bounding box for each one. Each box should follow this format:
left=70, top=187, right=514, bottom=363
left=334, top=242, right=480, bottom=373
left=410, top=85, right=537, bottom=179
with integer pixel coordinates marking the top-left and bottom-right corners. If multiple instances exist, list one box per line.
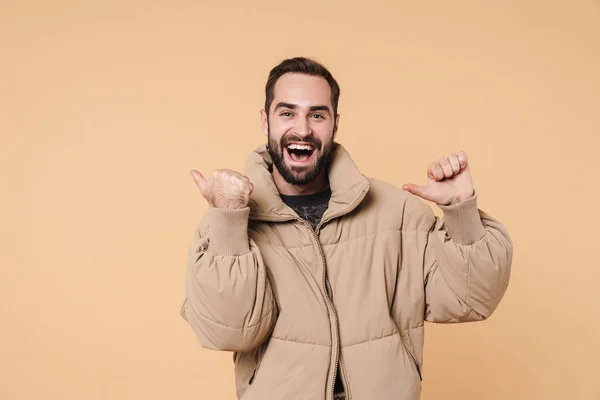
left=280, top=134, right=322, bottom=149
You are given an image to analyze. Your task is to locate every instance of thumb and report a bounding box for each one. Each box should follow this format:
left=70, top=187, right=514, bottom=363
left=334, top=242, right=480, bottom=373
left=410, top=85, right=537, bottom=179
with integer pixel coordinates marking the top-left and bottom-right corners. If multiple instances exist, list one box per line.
left=402, top=183, right=431, bottom=200
left=190, top=169, right=208, bottom=194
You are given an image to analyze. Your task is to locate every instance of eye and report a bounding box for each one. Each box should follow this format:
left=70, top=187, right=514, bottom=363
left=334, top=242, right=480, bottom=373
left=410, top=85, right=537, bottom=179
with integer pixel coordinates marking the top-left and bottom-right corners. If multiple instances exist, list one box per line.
left=280, top=111, right=293, bottom=117
left=311, top=114, right=325, bottom=119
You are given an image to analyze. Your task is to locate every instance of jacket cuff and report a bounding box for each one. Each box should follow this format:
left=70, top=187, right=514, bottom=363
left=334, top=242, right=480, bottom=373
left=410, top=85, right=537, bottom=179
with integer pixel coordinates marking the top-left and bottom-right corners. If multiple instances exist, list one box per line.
left=207, top=207, right=251, bottom=256
left=437, top=190, right=487, bottom=245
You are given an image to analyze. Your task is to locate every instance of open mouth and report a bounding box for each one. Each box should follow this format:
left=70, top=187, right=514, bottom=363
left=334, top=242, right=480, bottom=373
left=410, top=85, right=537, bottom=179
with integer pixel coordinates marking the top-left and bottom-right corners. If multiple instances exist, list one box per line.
left=285, top=143, right=317, bottom=165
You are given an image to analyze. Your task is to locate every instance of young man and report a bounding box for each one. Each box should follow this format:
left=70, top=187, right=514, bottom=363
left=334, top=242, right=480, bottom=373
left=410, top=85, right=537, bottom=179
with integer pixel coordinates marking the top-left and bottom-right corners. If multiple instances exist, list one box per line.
left=181, top=57, right=513, bottom=400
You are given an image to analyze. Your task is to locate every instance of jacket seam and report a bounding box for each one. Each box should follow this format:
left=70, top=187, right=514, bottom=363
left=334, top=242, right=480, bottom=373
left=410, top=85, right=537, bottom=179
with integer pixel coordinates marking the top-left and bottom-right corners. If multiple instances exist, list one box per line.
left=270, top=336, right=331, bottom=347
left=400, top=325, right=424, bottom=333
left=261, top=331, right=428, bottom=350
left=253, top=227, right=491, bottom=249
left=190, top=304, right=276, bottom=330
left=252, top=228, right=431, bottom=249
left=344, top=331, right=397, bottom=348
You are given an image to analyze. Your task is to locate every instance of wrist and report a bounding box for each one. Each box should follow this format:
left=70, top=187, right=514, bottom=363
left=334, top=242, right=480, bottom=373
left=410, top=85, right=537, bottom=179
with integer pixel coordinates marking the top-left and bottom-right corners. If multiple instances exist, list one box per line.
left=443, top=189, right=474, bottom=206
left=212, top=199, right=248, bottom=210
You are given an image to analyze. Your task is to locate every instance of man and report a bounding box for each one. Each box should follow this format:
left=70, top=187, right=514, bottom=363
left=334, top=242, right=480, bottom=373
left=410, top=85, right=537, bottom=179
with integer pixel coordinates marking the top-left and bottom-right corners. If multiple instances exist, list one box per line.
left=181, top=57, right=513, bottom=400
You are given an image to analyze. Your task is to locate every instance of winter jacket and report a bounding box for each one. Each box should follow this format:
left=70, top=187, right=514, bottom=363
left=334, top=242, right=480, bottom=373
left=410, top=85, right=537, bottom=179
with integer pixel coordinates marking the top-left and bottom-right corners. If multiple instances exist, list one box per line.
left=181, top=143, right=513, bottom=400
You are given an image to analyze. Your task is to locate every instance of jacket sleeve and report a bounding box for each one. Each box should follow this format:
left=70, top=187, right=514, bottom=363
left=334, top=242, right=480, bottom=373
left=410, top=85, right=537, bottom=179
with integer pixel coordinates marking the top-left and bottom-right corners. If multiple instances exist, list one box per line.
left=180, top=207, right=278, bottom=352
left=422, top=191, right=513, bottom=323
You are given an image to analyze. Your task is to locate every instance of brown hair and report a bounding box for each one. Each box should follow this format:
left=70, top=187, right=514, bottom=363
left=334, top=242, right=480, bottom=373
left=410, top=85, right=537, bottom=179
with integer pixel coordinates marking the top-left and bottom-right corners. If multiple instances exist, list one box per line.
left=264, top=57, right=341, bottom=117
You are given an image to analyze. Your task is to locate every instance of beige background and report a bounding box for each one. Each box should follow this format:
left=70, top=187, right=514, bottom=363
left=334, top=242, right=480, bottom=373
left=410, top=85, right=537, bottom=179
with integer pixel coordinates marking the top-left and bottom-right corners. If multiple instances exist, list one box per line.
left=1, top=0, right=599, bottom=399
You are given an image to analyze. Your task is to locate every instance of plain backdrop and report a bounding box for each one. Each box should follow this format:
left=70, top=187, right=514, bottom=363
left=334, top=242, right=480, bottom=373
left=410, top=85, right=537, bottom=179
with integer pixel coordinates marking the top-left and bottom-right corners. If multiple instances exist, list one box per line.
left=1, top=0, right=599, bottom=399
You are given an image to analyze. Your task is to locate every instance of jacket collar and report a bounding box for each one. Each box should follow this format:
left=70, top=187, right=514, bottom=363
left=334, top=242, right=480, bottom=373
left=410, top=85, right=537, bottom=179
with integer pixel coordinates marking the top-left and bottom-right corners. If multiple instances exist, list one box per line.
left=245, top=142, right=370, bottom=221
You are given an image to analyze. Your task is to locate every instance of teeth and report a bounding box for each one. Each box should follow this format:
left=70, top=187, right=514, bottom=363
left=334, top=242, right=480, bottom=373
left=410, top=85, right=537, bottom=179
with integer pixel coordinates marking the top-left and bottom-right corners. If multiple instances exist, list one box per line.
left=287, top=144, right=313, bottom=151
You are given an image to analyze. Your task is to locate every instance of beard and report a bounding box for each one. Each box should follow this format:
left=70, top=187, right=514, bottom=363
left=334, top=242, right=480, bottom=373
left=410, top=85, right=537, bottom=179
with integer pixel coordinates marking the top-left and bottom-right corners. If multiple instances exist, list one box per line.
left=267, top=127, right=334, bottom=186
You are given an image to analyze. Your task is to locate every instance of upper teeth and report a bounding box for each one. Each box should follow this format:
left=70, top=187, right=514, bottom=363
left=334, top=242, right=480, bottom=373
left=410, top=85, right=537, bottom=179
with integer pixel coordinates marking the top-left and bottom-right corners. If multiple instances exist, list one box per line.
left=288, top=144, right=313, bottom=150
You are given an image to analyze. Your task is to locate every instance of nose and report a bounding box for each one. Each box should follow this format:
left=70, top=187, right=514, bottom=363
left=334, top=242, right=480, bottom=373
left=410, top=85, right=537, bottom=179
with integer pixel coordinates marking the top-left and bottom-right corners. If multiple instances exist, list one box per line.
left=292, top=116, right=310, bottom=138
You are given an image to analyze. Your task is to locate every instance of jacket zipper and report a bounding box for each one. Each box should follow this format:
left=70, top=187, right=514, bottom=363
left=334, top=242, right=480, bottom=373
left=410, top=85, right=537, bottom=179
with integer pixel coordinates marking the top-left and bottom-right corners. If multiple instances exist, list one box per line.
left=304, top=221, right=341, bottom=400
left=314, top=185, right=369, bottom=400
left=250, top=185, right=369, bottom=400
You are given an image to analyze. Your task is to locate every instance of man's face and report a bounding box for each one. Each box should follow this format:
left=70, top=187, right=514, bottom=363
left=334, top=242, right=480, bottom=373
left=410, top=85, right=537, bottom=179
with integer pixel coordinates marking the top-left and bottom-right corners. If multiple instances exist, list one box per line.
left=261, top=73, right=339, bottom=185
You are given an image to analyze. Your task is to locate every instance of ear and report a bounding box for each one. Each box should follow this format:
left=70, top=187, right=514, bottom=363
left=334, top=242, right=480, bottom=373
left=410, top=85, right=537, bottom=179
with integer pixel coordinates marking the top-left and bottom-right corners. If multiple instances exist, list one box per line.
left=260, top=109, right=269, bottom=136
left=333, top=113, right=340, bottom=139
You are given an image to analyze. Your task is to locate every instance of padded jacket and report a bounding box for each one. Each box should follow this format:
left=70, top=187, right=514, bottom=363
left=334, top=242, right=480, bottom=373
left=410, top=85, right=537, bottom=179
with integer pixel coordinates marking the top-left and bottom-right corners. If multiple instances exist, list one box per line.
left=181, top=143, right=513, bottom=400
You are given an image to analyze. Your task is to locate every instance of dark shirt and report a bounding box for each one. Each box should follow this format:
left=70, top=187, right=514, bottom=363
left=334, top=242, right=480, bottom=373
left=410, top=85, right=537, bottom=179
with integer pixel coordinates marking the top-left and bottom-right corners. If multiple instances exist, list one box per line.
left=280, top=188, right=331, bottom=229
left=280, top=187, right=345, bottom=395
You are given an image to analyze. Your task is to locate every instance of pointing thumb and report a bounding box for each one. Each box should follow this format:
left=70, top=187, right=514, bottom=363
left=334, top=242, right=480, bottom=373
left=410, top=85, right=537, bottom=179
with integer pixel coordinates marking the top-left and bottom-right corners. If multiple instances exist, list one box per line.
left=190, top=170, right=207, bottom=193
left=402, top=184, right=429, bottom=200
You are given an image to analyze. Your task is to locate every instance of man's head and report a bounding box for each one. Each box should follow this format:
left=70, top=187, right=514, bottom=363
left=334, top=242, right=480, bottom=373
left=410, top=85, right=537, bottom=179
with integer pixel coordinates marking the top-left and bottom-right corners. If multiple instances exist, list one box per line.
left=261, top=57, right=340, bottom=186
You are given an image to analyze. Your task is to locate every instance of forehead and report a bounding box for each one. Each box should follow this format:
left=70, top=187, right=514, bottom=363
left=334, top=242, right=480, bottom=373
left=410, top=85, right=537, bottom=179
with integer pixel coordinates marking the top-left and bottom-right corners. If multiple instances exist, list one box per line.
left=272, top=73, right=332, bottom=109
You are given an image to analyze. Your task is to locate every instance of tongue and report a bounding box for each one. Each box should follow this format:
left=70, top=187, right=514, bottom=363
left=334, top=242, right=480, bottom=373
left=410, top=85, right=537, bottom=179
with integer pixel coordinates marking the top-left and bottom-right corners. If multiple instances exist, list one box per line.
left=290, top=151, right=310, bottom=162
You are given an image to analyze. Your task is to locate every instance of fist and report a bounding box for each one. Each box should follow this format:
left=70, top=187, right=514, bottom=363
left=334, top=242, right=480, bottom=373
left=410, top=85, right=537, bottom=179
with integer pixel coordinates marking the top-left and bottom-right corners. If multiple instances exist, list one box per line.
left=190, top=169, right=254, bottom=209
left=402, top=151, right=474, bottom=206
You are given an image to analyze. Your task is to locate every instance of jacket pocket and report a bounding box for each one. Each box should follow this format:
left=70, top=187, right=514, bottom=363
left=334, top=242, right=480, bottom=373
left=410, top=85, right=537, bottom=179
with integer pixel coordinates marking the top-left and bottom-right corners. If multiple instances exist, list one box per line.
left=400, top=338, right=422, bottom=381
left=248, top=344, right=267, bottom=385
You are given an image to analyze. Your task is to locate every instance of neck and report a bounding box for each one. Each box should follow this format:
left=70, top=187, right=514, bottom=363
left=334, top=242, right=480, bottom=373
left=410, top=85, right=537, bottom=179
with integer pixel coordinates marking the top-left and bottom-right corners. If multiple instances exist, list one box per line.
left=271, top=167, right=329, bottom=196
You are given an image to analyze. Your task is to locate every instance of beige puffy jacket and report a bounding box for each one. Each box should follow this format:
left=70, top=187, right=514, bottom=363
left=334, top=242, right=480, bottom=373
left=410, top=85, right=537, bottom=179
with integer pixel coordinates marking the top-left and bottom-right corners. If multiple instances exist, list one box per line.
left=181, top=143, right=513, bottom=400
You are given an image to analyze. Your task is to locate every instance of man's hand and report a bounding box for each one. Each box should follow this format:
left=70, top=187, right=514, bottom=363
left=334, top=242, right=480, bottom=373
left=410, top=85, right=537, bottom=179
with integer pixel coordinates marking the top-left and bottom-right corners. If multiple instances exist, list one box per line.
left=402, top=151, right=474, bottom=206
left=190, top=169, right=254, bottom=209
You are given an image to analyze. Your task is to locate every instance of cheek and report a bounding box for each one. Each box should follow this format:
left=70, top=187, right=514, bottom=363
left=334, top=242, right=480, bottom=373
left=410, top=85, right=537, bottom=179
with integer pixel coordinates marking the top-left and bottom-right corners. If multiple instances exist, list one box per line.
left=268, top=131, right=285, bottom=147
left=313, top=122, right=335, bottom=141
left=270, top=121, right=294, bottom=138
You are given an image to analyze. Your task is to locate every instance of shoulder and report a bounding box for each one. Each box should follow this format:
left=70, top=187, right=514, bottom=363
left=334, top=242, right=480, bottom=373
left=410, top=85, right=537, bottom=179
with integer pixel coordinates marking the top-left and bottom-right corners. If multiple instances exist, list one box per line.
left=365, top=177, right=436, bottom=231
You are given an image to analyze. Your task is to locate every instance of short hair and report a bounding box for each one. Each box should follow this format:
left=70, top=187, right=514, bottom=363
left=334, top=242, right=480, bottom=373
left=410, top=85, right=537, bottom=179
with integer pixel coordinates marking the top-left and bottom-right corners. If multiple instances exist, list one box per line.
left=264, top=57, right=340, bottom=117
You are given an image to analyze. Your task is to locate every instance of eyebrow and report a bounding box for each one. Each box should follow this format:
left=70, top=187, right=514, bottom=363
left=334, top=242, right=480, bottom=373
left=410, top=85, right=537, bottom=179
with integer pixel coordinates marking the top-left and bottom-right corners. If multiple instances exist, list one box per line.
left=274, top=102, right=332, bottom=115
